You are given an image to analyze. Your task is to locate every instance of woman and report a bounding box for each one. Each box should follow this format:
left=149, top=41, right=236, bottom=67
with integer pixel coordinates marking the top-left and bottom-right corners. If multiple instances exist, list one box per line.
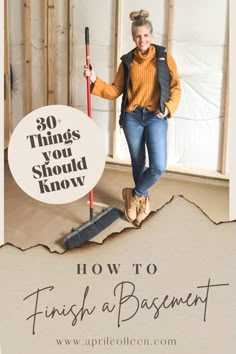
left=84, top=9, right=181, bottom=226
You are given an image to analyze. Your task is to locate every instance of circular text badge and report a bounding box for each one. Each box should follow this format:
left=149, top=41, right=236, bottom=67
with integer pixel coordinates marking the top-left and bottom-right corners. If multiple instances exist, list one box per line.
left=8, top=105, right=106, bottom=204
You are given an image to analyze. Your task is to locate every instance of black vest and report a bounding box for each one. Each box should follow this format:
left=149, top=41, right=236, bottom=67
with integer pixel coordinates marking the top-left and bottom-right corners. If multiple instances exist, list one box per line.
left=119, top=44, right=171, bottom=127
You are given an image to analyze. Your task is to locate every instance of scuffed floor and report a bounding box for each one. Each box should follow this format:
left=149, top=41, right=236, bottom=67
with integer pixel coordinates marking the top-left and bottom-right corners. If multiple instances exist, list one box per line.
left=4, top=161, right=229, bottom=253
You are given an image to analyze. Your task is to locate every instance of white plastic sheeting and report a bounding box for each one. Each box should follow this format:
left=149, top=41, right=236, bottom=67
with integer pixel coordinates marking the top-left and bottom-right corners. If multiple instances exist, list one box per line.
left=56, top=0, right=70, bottom=105
left=117, top=0, right=229, bottom=173
left=8, top=0, right=229, bottom=174
left=9, top=0, right=25, bottom=129
left=31, top=0, right=45, bottom=109
left=170, top=0, right=229, bottom=172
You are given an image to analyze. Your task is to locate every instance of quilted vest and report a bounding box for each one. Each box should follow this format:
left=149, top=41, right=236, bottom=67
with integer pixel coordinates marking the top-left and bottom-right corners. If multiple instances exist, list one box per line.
left=119, top=44, right=170, bottom=127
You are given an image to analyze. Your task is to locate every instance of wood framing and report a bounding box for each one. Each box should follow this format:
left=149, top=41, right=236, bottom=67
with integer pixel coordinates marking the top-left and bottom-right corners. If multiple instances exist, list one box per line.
left=24, top=0, right=32, bottom=114
left=221, top=56, right=229, bottom=175
left=167, top=0, right=175, bottom=52
left=44, top=0, right=48, bottom=105
left=229, top=0, right=236, bottom=219
left=47, top=0, right=56, bottom=104
left=67, top=0, right=72, bottom=105
left=4, top=0, right=11, bottom=148
left=112, top=0, right=122, bottom=159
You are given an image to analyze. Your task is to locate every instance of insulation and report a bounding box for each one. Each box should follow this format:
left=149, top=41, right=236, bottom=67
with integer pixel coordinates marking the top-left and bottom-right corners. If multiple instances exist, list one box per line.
left=169, top=0, right=229, bottom=172
left=31, top=0, right=45, bottom=109
left=9, top=0, right=25, bottom=128
left=117, top=0, right=229, bottom=173
left=55, top=0, right=69, bottom=105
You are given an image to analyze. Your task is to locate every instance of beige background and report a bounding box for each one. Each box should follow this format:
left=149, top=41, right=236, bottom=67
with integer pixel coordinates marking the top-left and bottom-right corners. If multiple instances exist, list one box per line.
left=0, top=196, right=235, bottom=354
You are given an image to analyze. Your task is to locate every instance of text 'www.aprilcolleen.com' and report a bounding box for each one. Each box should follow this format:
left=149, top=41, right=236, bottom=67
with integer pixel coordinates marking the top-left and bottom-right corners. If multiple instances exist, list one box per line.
left=56, top=337, right=177, bottom=347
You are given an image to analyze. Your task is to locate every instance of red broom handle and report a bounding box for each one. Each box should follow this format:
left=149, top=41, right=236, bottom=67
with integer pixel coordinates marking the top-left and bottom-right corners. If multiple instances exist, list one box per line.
left=85, top=27, right=92, bottom=118
left=85, top=27, right=94, bottom=219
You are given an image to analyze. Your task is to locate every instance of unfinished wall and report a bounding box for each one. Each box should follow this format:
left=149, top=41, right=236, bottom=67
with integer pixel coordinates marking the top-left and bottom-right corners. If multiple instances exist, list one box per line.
left=6, top=0, right=229, bottom=176
left=116, top=0, right=229, bottom=174
left=170, top=0, right=229, bottom=173
left=9, top=0, right=25, bottom=129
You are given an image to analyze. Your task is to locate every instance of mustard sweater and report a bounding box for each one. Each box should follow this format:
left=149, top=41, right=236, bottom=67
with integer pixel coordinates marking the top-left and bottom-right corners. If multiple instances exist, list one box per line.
left=91, top=45, right=181, bottom=117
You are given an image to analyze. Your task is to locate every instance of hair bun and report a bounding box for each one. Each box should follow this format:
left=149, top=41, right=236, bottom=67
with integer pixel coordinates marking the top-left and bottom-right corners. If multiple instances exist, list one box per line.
left=130, top=9, right=149, bottom=21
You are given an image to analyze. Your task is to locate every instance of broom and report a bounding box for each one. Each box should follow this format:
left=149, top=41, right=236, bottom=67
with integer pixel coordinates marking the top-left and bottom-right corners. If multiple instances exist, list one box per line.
left=64, top=27, right=122, bottom=249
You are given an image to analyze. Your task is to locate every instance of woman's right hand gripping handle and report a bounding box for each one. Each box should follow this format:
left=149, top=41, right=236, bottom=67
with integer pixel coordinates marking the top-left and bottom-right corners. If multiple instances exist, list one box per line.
left=83, top=65, right=96, bottom=84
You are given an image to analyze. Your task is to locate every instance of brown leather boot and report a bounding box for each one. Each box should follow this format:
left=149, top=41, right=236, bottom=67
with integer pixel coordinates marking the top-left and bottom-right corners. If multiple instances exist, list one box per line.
left=133, top=196, right=151, bottom=227
left=122, top=188, right=140, bottom=222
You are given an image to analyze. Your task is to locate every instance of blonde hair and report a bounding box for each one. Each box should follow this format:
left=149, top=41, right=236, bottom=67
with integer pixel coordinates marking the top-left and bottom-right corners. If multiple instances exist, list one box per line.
left=129, top=9, right=153, bottom=35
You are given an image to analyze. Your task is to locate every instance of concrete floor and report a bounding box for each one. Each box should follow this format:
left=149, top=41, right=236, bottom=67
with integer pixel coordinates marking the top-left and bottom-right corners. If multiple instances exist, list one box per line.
left=4, top=161, right=229, bottom=253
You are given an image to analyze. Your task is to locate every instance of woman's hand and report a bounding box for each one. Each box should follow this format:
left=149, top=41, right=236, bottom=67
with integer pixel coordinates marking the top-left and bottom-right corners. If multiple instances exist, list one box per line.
left=156, top=106, right=169, bottom=118
left=83, top=65, right=96, bottom=83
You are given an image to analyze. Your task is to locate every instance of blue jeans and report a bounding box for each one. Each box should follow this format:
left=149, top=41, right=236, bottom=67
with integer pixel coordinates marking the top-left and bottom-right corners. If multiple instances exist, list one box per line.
left=123, top=106, right=167, bottom=197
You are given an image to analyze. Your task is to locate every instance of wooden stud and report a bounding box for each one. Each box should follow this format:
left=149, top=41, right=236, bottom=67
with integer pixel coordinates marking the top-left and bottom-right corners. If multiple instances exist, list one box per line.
left=47, top=0, right=56, bottom=104
left=24, top=0, right=32, bottom=114
left=112, top=0, right=122, bottom=159
left=4, top=0, right=12, bottom=148
left=221, top=54, right=229, bottom=175
left=67, top=0, right=72, bottom=106
left=166, top=0, right=175, bottom=169
left=167, top=0, right=175, bottom=52
left=44, top=0, right=48, bottom=105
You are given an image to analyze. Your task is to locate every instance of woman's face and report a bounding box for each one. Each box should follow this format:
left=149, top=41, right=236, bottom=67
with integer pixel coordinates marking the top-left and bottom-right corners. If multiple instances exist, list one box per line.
left=132, top=25, right=153, bottom=53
